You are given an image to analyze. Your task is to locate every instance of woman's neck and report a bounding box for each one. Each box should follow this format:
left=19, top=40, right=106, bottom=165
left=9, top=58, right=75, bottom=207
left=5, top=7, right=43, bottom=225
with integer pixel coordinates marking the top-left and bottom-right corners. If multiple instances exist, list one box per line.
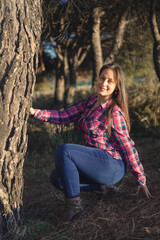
left=97, top=96, right=111, bottom=104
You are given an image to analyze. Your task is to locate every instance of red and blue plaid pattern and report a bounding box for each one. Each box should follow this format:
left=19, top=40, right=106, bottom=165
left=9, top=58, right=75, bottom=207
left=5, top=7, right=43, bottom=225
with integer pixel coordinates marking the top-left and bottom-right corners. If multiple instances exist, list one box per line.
left=34, top=95, right=146, bottom=186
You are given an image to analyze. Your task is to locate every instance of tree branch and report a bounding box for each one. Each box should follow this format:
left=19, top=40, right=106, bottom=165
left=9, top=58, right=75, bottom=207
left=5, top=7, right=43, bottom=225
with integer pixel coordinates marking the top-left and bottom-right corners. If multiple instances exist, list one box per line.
left=104, top=8, right=129, bottom=64
left=50, top=37, right=64, bottom=62
left=77, top=46, right=90, bottom=66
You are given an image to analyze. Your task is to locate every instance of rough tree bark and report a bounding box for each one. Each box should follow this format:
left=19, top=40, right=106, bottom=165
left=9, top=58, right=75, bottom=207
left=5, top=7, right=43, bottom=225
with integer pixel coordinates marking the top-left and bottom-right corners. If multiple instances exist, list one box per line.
left=150, top=0, right=160, bottom=81
left=90, top=6, right=103, bottom=86
left=0, top=0, right=42, bottom=238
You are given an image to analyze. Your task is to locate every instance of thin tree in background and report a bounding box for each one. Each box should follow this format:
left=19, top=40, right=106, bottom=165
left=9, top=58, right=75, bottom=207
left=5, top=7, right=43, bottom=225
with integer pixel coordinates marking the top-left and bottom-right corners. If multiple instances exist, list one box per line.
left=90, top=5, right=103, bottom=86
left=104, top=7, right=129, bottom=64
left=90, top=1, right=130, bottom=86
left=44, top=0, right=90, bottom=105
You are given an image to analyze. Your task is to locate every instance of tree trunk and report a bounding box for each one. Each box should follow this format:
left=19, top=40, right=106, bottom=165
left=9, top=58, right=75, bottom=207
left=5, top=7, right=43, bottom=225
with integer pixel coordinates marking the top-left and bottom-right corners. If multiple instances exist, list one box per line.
left=67, top=64, right=77, bottom=105
left=90, top=6, right=103, bottom=86
left=50, top=40, right=66, bottom=105
left=54, top=43, right=71, bottom=106
left=104, top=8, right=129, bottom=65
left=66, top=45, right=90, bottom=106
left=63, top=50, right=71, bottom=105
left=39, top=43, right=46, bottom=72
left=150, top=0, right=160, bottom=81
left=0, top=0, right=42, bottom=238
left=55, top=60, right=65, bottom=105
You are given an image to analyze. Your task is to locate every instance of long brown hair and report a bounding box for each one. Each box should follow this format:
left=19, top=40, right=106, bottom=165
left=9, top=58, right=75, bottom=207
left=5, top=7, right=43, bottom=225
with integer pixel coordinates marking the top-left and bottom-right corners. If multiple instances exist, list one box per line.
left=98, top=63, right=130, bottom=136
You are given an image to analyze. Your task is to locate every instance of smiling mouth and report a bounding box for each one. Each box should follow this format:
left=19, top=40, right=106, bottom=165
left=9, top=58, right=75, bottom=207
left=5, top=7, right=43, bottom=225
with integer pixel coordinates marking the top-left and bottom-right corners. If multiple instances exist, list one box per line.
left=100, top=86, right=107, bottom=91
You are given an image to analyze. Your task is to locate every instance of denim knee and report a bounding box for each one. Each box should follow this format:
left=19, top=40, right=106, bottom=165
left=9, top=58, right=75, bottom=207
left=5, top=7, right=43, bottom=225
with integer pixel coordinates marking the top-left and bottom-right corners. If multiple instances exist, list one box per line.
left=55, top=144, right=70, bottom=167
left=55, top=144, right=68, bottom=158
left=54, top=144, right=65, bottom=165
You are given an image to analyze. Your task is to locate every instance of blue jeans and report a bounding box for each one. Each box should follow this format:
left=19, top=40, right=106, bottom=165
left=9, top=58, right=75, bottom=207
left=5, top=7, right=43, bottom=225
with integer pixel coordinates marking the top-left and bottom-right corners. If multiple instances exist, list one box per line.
left=50, top=144, right=125, bottom=198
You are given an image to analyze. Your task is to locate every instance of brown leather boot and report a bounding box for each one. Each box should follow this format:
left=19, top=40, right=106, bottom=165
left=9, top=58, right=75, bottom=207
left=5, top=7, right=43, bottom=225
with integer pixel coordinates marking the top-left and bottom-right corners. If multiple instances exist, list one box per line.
left=62, top=196, right=83, bottom=224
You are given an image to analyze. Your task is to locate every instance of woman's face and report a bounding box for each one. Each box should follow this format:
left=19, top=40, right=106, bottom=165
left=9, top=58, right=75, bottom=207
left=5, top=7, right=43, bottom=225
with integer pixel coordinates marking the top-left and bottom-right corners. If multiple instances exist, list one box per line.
left=97, top=68, right=117, bottom=101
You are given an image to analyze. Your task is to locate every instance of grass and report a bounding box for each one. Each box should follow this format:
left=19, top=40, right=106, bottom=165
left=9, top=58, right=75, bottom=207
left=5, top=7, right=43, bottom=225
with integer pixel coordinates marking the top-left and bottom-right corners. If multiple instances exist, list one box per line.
left=128, top=79, right=160, bottom=129
left=24, top=219, right=53, bottom=240
left=24, top=82, right=160, bottom=240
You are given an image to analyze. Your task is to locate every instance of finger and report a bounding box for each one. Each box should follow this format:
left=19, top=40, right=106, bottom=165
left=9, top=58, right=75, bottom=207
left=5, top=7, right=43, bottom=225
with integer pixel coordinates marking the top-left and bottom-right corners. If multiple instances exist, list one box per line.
left=147, top=191, right=153, bottom=199
left=146, top=192, right=151, bottom=199
left=144, top=188, right=153, bottom=199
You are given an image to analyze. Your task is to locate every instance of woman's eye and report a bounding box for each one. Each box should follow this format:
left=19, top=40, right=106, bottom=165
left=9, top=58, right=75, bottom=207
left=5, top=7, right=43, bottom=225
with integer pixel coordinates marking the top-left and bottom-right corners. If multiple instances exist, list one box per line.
left=108, top=79, right=113, bottom=83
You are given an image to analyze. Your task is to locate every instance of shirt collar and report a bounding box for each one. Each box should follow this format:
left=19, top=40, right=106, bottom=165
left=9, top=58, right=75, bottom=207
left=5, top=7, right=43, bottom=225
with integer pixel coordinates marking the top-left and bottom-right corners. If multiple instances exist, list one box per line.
left=100, top=98, right=113, bottom=109
left=88, top=95, right=113, bottom=109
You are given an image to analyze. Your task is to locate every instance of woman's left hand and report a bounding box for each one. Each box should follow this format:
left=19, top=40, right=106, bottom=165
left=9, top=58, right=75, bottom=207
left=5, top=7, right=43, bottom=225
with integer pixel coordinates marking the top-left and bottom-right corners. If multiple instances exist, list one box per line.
left=136, top=184, right=152, bottom=199
left=30, top=107, right=35, bottom=115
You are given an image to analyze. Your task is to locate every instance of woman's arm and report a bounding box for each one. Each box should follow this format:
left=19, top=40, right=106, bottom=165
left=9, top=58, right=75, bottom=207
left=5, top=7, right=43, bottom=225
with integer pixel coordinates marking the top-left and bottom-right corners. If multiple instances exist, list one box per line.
left=29, top=98, right=88, bottom=124
left=111, top=108, right=152, bottom=198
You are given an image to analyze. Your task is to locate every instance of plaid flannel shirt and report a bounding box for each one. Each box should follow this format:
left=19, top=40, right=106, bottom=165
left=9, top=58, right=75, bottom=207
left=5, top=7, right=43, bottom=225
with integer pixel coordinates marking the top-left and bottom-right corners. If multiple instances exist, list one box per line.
left=34, top=95, right=146, bottom=186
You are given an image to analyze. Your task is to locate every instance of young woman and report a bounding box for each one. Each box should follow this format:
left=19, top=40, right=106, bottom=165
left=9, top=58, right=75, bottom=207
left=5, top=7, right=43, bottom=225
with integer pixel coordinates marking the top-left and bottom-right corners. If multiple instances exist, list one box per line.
left=30, top=63, right=151, bottom=222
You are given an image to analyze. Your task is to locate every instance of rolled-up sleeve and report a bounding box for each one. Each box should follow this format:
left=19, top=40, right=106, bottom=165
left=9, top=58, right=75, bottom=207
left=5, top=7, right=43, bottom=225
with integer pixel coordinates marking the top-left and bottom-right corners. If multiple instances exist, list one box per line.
left=111, top=109, right=146, bottom=186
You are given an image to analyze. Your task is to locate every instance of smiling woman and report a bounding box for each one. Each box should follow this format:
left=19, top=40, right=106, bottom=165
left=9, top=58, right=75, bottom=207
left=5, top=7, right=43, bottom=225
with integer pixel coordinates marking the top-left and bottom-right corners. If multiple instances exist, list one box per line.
left=97, top=68, right=117, bottom=101
left=29, top=63, right=151, bottom=224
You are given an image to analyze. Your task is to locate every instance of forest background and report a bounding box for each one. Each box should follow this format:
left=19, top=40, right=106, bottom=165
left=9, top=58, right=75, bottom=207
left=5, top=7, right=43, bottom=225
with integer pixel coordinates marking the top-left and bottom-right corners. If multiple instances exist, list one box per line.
left=0, top=0, right=160, bottom=239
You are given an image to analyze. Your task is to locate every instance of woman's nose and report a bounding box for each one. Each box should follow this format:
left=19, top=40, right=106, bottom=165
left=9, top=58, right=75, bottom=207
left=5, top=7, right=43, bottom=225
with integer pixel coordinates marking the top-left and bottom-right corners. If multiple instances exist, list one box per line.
left=102, top=79, right=108, bottom=86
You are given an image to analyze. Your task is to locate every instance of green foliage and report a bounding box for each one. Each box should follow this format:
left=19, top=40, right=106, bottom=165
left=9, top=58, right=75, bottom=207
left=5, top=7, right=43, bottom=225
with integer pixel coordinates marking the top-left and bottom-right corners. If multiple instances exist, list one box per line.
left=46, top=123, right=83, bottom=148
left=128, top=79, right=160, bottom=129
left=116, top=29, right=155, bottom=87
left=27, top=121, right=51, bottom=154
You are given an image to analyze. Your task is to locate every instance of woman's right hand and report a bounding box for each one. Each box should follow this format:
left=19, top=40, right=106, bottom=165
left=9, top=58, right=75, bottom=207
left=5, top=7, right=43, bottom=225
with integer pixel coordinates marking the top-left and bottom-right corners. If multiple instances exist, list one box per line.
left=30, top=107, right=35, bottom=115
left=136, top=184, right=152, bottom=199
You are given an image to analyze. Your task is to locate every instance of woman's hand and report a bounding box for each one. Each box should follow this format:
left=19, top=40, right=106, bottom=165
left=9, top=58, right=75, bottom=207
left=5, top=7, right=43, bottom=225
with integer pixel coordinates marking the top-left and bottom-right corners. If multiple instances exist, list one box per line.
left=136, top=184, right=152, bottom=199
left=30, top=107, right=35, bottom=116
